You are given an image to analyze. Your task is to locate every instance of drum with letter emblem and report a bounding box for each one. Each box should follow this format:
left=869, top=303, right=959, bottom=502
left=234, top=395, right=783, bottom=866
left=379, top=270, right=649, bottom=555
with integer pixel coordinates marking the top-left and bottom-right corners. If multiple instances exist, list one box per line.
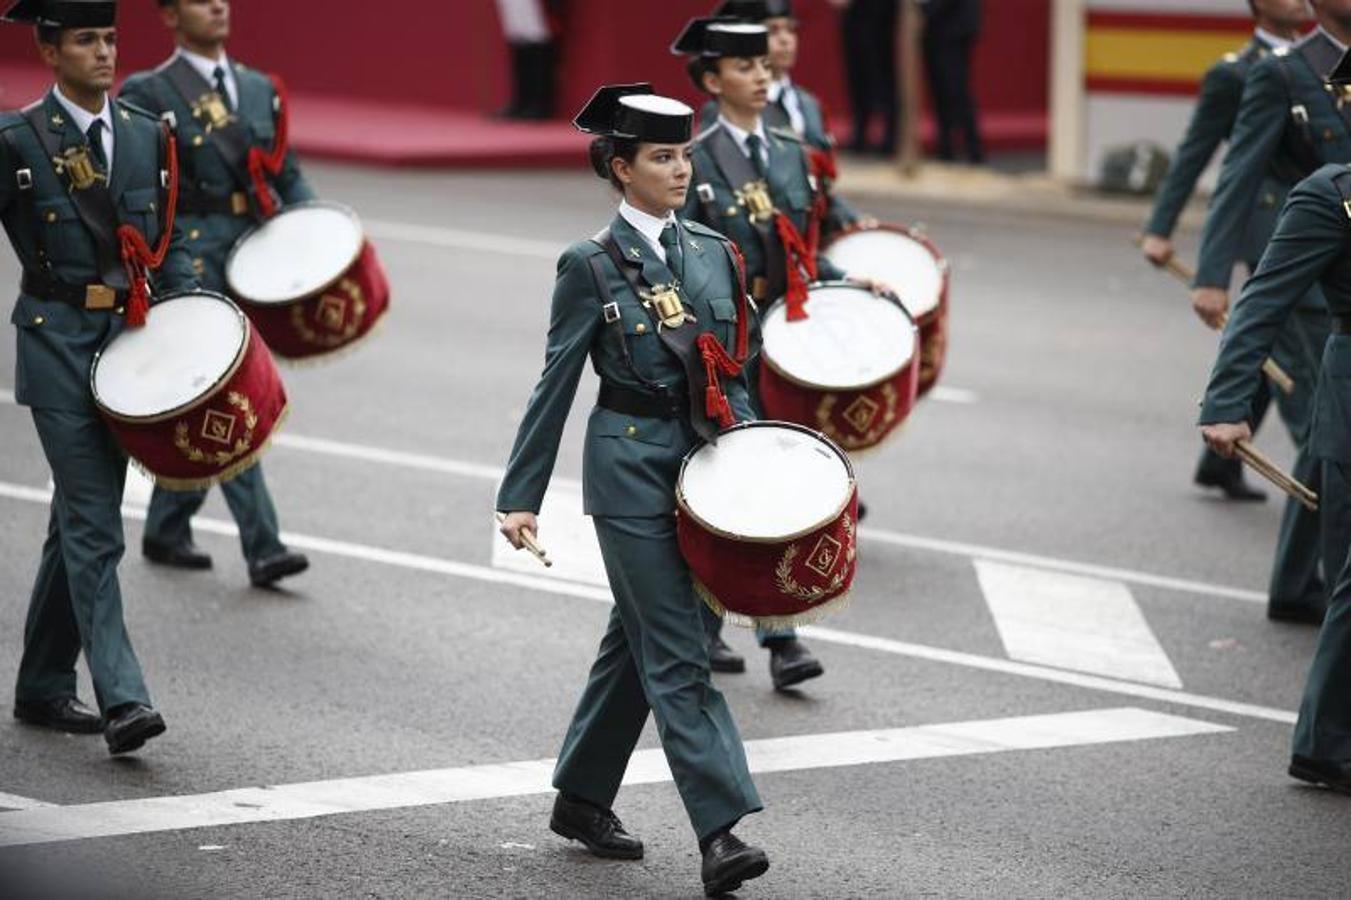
left=676, top=421, right=858, bottom=628
left=224, top=201, right=390, bottom=361
left=823, top=223, right=949, bottom=396
left=91, top=291, right=288, bottom=489
left=758, top=282, right=919, bottom=452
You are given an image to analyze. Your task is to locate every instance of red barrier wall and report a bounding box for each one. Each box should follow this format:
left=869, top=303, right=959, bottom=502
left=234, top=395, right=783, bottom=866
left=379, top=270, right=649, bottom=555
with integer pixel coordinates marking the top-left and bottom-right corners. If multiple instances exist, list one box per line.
left=0, top=1, right=1048, bottom=138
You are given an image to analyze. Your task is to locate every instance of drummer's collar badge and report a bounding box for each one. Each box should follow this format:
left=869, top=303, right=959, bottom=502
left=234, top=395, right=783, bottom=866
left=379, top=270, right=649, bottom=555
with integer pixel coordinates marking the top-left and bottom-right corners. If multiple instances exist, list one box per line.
left=50, top=113, right=65, bottom=127
left=627, top=246, right=643, bottom=260
left=53, top=145, right=107, bottom=192
left=640, top=281, right=696, bottom=331
left=735, top=180, right=775, bottom=224
left=192, top=91, right=237, bottom=132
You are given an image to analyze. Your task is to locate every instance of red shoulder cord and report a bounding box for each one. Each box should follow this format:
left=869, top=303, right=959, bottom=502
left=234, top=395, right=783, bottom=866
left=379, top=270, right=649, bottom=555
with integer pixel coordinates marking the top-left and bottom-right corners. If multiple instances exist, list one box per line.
left=115, top=123, right=180, bottom=327
left=246, top=74, right=291, bottom=221
left=774, top=211, right=817, bottom=322
left=694, top=240, right=755, bottom=430
left=727, top=241, right=751, bottom=362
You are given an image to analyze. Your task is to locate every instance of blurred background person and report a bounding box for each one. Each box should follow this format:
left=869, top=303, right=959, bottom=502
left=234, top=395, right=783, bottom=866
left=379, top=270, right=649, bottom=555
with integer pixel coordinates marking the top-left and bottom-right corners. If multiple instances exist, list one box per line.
left=495, top=0, right=559, bottom=120
left=827, top=0, right=900, bottom=155
left=921, top=0, right=983, bottom=163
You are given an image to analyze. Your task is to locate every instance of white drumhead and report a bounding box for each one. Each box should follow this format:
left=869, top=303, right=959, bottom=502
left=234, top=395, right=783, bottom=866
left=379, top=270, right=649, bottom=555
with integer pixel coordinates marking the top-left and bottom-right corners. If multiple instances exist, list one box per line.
left=762, top=284, right=916, bottom=389
left=824, top=228, right=944, bottom=319
left=226, top=203, right=363, bottom=305
left=93, top=292, right=245, bottom=419
left=681, top=424, right=852, bottom=540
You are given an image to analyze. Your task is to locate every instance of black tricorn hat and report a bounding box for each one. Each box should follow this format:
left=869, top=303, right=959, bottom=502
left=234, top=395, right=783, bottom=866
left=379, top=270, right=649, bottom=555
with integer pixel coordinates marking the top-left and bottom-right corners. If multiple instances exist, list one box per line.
left=712, top=0, right=794, bottom=21
left=671, top=16, right=770, bottom=58
left=1331, top=47, right=1351, bottom=86
left=573, top=83, right=695, bottom=144
left=2, top=0, right=116, bottom=26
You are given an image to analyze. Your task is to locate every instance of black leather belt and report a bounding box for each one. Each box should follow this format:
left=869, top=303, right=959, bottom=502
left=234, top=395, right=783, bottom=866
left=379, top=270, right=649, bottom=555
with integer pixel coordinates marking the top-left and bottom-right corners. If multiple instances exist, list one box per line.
left=21, top=270, right=127, bottom=311
left=597, top=382, right=683, bottom=419
left=1332, top=315, right=1351, bottom=335
left=178, top=191, right=250, bottom=217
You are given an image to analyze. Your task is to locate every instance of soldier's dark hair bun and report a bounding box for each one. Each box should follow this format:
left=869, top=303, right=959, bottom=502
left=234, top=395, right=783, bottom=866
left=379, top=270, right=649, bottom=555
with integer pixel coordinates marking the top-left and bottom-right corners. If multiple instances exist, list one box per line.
left=588, top=136, right=640, bottom=191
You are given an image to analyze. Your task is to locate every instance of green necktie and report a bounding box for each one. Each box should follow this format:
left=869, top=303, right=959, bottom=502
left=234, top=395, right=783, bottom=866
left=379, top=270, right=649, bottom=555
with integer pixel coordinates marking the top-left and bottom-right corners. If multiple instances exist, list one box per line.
left=745, top=133, right=768, bottom=179
left=659, top=222, right=683, bottom=280
left=213, top=65, right=234, bottom=112
left=86, top=120, right=108, bottom=173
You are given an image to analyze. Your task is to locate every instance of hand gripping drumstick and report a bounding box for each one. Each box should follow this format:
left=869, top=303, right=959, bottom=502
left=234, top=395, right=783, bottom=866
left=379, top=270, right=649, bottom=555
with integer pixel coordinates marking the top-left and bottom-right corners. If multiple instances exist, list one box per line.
left=495, top=513, right=553, bottom=568
left=1233, top=440, right=1319, bottom=512
left=1133, top=240, right=1296, bottom=395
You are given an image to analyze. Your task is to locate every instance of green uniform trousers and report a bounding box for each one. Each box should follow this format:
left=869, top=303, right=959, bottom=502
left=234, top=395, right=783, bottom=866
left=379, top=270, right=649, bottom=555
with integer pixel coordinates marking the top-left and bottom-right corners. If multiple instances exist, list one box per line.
left=1266, top=309, right=1329, bottom=611
left=143, top=464, right=285, bottom=564
left=16, top=408, right=151, bottom=714
left=552, top=515, right=762, bottom=841
left=1293, top=460, right=1351, bottom=760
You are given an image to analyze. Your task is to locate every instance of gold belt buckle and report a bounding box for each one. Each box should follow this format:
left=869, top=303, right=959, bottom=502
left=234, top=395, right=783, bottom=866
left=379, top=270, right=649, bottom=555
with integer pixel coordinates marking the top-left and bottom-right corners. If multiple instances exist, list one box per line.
left=230, top=192, right=249, bottom=216
left=85, top=284, right=116, bottom=310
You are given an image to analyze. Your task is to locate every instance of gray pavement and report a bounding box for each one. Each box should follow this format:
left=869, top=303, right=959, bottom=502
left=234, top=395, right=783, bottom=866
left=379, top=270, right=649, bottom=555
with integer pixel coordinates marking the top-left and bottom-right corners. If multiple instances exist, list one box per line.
left=1, top=163, right=1349, bottom=899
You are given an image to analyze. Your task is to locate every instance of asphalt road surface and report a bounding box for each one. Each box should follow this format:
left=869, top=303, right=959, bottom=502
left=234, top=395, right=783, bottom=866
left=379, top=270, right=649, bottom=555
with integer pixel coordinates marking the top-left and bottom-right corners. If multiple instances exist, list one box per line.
left=1, top=163, right=1349, bottom=899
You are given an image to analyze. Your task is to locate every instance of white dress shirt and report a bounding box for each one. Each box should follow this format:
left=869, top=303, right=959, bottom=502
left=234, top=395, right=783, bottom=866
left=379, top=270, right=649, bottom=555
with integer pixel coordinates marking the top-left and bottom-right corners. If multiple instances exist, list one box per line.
left=619, top=199, right=678, bottom=264
left=768, top=76, right=806, bottom=135
left=177, top=46, right=239, bottom=109
left=52, top=84, right=114, bottom=179
left=1253, top=27, right=1293, bottom=51
left=717, top=114, right=770, bottom=169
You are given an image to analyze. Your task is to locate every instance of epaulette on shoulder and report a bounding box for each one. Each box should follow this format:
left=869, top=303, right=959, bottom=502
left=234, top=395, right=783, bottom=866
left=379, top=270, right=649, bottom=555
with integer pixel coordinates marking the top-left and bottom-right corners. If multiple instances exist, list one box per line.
left=682, top=219, right=728, bottom=241
left=769, top=125, right=801, bottom=143
left=116, top=99, right=160, bottom=123
left=0, top=111, right=23, bottom=134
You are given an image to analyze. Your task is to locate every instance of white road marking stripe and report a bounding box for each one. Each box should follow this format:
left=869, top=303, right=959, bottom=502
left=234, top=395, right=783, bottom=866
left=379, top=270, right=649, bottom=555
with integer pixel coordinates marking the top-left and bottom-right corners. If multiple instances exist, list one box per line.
left=0, top=387, right=1262, bottom=604
left=927, top=385, right=979, bottom=404
left=490, top=482, right=607, bottom=586
left=975, top=561, right=1183, bottom=688
left=0, top=482, right=1297, bottom=726
left=0, top=792, right=55, bottom=811
left=0, top=708, right=1231, bottom=848
left=364, top=219, right=563, bottom=261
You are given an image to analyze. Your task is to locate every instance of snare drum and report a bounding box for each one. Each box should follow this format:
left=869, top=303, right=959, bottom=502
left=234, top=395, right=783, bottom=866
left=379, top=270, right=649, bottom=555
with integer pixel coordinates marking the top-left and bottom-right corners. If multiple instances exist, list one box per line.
left=758, top=282, right=919, bottom=452
left=824, top=223, right=949, bottom=396
left=225, top=201, right=390, bottom=361
left=676, top=421, right=858, bottom=628
left=91, top=291, right=288, bottom=488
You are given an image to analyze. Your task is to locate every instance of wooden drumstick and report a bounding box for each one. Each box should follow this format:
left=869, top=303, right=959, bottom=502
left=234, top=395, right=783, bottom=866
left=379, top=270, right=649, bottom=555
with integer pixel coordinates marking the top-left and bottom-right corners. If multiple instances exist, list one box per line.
left=495, top=513, right=553, bottom=568
left=1233, top=440, right=1319, bottom=512
left=1132, top=238, right=1295, bottom=394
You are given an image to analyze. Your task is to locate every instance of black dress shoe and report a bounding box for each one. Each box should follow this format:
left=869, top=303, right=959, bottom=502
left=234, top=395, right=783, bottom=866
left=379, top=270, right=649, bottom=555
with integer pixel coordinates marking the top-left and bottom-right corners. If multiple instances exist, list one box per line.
left=143, top=539, right=213, bottom=570
left=857, top=501, right=868, bottom=522
left=248, top=549, right=309, bottom=587
left=1195, top=458, right=1267, bottom=502
left=709, top=635, right=746, bottom=674
left=1268, top=604, right=1327, bottom=625
left=766, top=638, right=824, bottom=690
left=548, top=793, right=644, bottom=860
left=104, top=704, right=166, bottom=755
left=13, top=696, right=103, bottom=734
left=701, top=829, right=769, bottom=897
left=1289, top=755, right=1351, bottom=794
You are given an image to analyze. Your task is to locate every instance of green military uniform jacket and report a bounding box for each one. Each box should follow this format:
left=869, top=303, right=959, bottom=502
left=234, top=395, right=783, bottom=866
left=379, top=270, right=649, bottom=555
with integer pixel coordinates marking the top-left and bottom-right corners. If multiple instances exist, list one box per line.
left=700, top=86, right=859, bottom=230
left=1201, top=164, right=1351, bottom=461
left=496, top=212, right=755, bottom=517
left=681, top=119, right=844, bottom=306
left=1196, top=29, right=1351, bottom=294
left=1146, top=36, right=1283, bottom=263
left=0, top=91, right=196, bottom=411
left=120, top=54, right=315, bottom=291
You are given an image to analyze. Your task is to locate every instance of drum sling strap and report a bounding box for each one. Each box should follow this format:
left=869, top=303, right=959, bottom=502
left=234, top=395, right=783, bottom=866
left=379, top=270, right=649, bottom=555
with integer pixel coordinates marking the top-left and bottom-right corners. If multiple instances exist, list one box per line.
left=161, top=57, right=255, bottom=194
left=3, top=126, right=52, bottom=276
left=703, top=126, right=788, bottom=304
left=1275, top=42, right=1343, bottom=177
left=21, top=103, right=129, bottom=292
left=593, top=227, right=741, bottom=444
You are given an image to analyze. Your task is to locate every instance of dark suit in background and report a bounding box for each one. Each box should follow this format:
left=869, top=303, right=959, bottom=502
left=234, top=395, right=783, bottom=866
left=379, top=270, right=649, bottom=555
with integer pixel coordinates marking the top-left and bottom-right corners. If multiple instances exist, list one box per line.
left=839, top=0, right=899, bottom=154
left=921, top=0, right=983, bottom=162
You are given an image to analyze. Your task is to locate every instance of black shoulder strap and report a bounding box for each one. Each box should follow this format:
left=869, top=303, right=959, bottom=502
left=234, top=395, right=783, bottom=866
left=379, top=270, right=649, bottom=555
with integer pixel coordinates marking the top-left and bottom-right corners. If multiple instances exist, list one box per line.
left=20, top=104, right=128, bottom=289
left=703, top=127, right=786, bottom=299
left=1330, top=167, right=1351, bottom=227
left=597, top=228, right=719, bottom=442
left=3, top=126, right=49, bottom=272
left=160, top=57, right=254, bottom=190
left=1275, top=51, right=1330, bottom=175
left=584, top=231, right=663, bottom=392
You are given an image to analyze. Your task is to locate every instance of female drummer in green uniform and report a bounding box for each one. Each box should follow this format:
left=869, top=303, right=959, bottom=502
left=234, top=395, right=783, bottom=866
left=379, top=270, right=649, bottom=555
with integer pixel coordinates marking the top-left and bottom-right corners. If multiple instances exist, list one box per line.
left=496, top=84, right=771, bottom=898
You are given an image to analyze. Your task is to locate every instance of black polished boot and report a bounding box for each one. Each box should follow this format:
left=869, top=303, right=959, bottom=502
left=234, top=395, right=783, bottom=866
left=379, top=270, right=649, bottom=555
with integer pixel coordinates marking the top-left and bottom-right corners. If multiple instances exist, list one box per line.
left=1195, top=452, right=1266, bottom=502
left=766, top=638, right=824, bottom=690
left=249, top=549, right=309, bottom=588
left=104, top=703, right=166, bottom=755
left=701, top=829, right=769, bottom=897
left=143, top=539, right=213, bottom=570
left=708, top=635, right=746, bottom=674
left=549, top=792, right=644, bottom=859
left=1289, top=755, right=1351, bottom=794
left=14, top=696, right=103, bottom=734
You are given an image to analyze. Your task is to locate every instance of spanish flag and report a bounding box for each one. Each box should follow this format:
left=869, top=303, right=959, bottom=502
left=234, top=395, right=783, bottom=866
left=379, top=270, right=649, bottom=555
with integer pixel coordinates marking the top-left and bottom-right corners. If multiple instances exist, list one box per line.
left=1085, top=11, right=1255, bottom=95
